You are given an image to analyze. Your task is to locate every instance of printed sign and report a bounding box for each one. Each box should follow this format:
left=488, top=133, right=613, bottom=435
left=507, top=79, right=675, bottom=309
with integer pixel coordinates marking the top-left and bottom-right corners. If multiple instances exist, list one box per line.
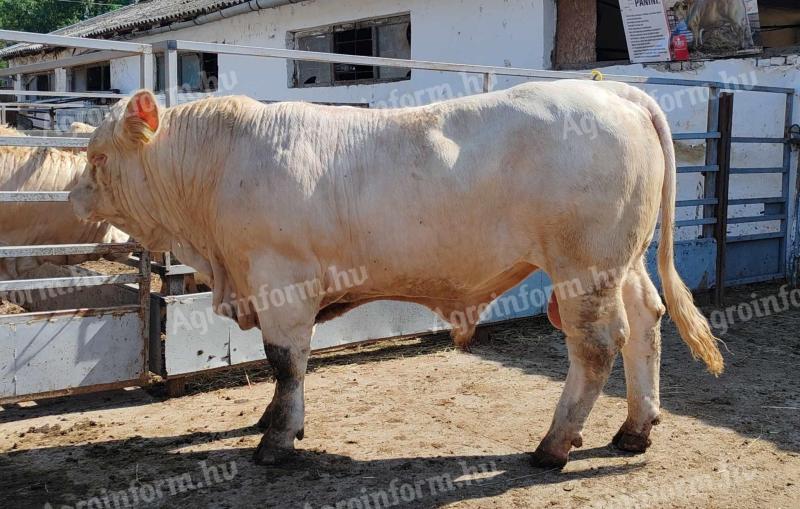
left=620, top=0, right=761, bottom=63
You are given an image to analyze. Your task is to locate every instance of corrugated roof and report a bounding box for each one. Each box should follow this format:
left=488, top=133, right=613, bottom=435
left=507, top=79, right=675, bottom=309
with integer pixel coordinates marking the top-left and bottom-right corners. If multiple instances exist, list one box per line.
left=0, top=0, right=252, bottom=59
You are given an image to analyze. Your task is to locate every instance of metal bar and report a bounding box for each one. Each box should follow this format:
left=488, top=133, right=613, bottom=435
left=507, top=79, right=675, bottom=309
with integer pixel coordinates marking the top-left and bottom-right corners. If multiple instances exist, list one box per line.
left=0, top=242, right=140, bottom=258
left=729, top=196, right=786, bottom=206
left=729, top=167, right=787, bottom=174
left=672, top=132, right=721, bottom=140
left=138, top=250, right=151, bottom=379
left=714, top=92, right=734, bottom=306
left=726, top=273, right=785, bottom=286
left=676, top=218, right=717, bottom=227
left=7, top=90, right=128, bottom=99
left=165, top=47, right=179, bottom=107
left=677, top=165, right=719, bottom=173
left=703, top=87, right=721, bottom=240
left=170, top=40, right=796, bottom=93
left=0, top=102, right=89, bottom=109
left=727, top=231, right=785, bottom=243
left=731, top=137, right=787, bottom=144
left=781, top=92, right=794, bottom=282
left=0, top=50, right=138, bottom=78
left=0, top=136, right=88, bottom=148
left=726, top=214, right=786, bottom=224
left=0, top=29, right=151, bottom=53
left=14, top=72, right=23, bottom=103
left=677, top=198, right=718, bottom=207
left=483, top=72, right=493, bottom=93
left=0, top=376, right=145, bottom=406
left=140, top=50, right=154, bottom=91
left=0, top=274, right=141, bottom=292
left=0, top=191, right=69, bottom=202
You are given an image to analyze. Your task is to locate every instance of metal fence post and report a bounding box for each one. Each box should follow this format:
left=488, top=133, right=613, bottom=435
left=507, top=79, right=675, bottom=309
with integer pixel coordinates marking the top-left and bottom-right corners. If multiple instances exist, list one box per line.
left=138, top=249, right=152, bottom=382
left=714, top=93, right=734, bottom=306
left=780, top=92, right=795, bottom=284
left=703, top=87, right=721, bottom=240
left=140, top=47, right=154, bottom=91
left=14, top=73, right=23, bottom=103
left=483, top=72, right=493, bottom=93
left=165, top=41, right=179, bottom=107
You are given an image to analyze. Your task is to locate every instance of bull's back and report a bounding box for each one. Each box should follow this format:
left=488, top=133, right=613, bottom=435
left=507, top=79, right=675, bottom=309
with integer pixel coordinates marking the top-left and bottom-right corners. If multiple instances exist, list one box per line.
left=311, top=80, right=664, bottom=283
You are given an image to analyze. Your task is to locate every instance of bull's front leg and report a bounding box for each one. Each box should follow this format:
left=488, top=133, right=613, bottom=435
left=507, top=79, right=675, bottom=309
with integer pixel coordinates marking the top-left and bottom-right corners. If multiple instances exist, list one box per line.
left=253, top=308, right=315, bottom=465
left=247, top=269, right=319, bottom=465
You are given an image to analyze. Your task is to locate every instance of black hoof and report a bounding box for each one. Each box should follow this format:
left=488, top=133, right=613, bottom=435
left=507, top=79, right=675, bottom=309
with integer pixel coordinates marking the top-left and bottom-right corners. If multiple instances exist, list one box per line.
left=612, top=429, right=651, bottom=453
left=253, top=441, right=296, bottom=466
left=296, top=428, right=304, bottom=441
left=529, top=447, right=568, bottom=470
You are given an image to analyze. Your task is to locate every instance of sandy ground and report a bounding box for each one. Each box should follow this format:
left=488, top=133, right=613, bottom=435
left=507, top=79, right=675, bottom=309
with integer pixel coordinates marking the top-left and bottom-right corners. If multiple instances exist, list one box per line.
left=0, top=283, right=798, bottom=508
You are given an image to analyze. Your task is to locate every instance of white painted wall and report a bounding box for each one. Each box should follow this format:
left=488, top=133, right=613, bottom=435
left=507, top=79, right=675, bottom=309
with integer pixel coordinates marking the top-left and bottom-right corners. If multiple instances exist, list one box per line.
left=109, top=0, right=556, bottom=103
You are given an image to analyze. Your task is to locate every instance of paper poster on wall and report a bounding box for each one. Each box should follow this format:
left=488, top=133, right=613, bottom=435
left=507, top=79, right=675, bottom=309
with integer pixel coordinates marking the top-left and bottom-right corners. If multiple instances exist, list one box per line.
left=620, top=0, right=762, bottom=63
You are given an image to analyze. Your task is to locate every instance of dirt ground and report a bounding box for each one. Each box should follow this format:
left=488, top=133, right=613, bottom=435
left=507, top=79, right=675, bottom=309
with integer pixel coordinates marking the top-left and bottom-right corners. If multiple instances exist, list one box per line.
left=0, top=283, right=798, bottom=508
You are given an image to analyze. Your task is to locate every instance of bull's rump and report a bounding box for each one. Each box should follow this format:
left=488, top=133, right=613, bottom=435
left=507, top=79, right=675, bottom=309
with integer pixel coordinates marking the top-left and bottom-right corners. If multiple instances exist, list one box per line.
left=209, top=80, right=664, bottom=295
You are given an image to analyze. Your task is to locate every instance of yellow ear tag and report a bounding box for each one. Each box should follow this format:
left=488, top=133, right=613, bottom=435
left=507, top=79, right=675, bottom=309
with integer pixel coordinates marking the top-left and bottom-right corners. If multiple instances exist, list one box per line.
left=591, top=69, right=605, bottom=81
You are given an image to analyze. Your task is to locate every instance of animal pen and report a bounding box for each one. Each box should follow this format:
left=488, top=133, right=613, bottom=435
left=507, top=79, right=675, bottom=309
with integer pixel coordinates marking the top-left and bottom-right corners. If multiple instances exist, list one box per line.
left=0, top=29, right=796, bottom=402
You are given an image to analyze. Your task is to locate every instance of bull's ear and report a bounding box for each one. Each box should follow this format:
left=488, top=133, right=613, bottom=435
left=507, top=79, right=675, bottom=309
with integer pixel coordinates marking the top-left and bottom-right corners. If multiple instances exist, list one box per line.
left=122, top=90, right=160, bottom=144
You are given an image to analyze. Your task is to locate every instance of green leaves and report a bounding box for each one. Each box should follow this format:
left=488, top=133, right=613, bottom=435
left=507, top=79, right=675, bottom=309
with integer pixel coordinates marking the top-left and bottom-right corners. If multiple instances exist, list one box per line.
left=0, top=0, right=132, bottom=34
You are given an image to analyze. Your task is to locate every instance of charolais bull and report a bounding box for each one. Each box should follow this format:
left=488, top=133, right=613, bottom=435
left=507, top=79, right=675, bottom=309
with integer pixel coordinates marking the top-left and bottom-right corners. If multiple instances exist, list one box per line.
left=69, top=81, right=723, bottom=467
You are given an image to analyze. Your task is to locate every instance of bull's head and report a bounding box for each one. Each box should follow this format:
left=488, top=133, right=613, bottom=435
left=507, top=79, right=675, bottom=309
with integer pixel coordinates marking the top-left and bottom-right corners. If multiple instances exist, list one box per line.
left=69, top=90, right=171, bottom=250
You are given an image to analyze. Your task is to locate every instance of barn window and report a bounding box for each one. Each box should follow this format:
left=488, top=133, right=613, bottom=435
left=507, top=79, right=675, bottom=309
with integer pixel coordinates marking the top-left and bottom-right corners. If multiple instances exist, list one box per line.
left=154, top=52, right=218, bottom=93
left=23, top=72, right=52, bottom=100
left=69, top=62, right=112, bottom=92
left=289, top=14, right=411, bottom=88
left=86, top=63, right=111, bottom=91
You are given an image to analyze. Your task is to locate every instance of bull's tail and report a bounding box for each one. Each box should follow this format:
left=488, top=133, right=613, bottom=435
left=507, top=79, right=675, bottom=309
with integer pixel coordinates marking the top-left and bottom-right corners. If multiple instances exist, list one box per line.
left=639, top=89, right=724, bottom=375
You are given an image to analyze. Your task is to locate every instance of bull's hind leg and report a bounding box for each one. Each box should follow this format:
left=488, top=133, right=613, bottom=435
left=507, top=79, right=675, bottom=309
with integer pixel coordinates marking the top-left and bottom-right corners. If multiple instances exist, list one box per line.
left=531, top=272, right=630, bottom=468
left=614, top=260, right=665, bottom=452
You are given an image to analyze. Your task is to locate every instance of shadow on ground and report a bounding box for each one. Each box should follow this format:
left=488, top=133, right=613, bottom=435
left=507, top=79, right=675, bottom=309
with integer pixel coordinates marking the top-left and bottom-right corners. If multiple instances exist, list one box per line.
left=0, top=424, right=644, bottom=509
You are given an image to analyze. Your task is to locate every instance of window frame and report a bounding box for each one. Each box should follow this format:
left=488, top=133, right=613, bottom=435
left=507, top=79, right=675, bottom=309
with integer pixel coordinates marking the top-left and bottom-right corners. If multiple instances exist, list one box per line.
left=154, top=52, right=219, bottom=93
left=288, top=13, right=412, bottom=88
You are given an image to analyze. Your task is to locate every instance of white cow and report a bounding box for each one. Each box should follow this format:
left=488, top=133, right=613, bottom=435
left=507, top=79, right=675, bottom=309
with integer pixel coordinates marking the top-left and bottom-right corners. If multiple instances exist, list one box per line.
left=0, top=124, right=127, bottom=281
left=69, top=81, right=723, bottom=468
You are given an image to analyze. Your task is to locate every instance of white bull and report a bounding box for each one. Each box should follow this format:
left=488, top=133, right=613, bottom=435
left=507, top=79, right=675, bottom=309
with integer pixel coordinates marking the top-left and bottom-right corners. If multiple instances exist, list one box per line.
left=69, top=81, right=723, bottom=468
left=0, top=124, right=127, bottom=281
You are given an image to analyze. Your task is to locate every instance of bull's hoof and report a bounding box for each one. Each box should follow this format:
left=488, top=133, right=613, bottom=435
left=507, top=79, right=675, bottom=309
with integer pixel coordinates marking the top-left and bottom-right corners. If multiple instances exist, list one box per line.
left=253, top=438, right=296, bottom=466
left=529, top=447, right=568, bottom=470
left=295, top=427, right=305, bottom=441
left=612, top=428, right=652, bottom=453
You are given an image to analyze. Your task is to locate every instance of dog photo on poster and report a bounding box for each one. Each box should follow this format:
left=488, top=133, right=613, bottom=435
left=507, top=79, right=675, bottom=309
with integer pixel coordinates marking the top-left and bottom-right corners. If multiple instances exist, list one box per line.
left=621, top=0, right=762, bottom=63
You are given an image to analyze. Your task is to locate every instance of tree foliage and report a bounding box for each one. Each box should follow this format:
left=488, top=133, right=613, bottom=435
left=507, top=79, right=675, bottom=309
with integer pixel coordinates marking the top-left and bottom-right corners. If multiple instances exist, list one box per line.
left=0, top=0, right=133, bottom=35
